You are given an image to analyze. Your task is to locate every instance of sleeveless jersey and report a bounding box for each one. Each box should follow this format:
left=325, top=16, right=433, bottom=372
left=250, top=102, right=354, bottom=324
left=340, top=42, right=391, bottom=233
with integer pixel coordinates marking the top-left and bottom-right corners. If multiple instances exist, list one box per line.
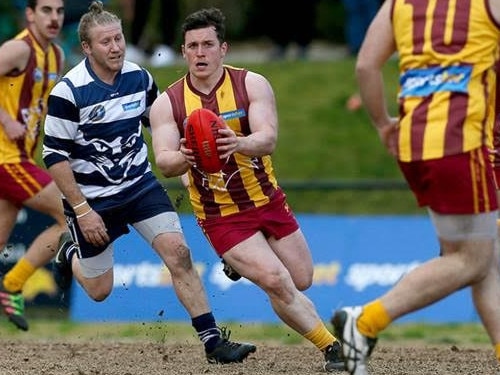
left=167, top=65, right=279, bottom=219
left=0, top=28, right=63, bottom=164
left=392, top=0, right=500, bottom=162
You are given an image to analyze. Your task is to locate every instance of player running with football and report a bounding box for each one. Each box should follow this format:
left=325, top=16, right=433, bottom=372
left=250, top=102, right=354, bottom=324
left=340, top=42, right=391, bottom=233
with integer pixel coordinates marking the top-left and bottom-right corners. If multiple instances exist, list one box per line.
left=148, top=7, right=344, bottom=372
left=42, top=1, right=256, bottom=364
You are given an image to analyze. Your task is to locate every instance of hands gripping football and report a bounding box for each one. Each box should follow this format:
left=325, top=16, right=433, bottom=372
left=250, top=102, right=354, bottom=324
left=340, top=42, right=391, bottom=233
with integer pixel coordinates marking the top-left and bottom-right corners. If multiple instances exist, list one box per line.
left=183, top=108, right=236, bottom=173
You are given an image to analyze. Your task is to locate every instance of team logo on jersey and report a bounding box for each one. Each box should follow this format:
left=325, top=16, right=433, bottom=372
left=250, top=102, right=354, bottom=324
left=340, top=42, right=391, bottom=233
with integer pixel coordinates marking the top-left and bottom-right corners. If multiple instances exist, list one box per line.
left=88, top=104, right=106, bottom=122
left=79, top=127, right=142, bottom=184
left=33, top=68, right=43, bottom=82
left=399, top=65, right=472, bottom=98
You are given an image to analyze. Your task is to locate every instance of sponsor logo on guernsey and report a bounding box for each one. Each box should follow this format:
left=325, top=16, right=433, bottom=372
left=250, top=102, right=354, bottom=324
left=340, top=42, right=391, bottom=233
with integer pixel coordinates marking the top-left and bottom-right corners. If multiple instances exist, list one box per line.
left=399, top=65, right=472, bottom=98
left=220, top=109, right=246, bottom=120
left=89, top=104, right=106, bottom=122
left=122, top=100, right=141, bottom=111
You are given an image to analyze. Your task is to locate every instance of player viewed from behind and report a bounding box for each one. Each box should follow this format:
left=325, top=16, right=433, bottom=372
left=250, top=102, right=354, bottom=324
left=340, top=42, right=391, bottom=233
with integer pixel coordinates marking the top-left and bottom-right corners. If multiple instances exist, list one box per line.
left=149, top=7, right=344, bottom=372
left=331, top=1, right=500, bottom=375
left=0, top=0, right=65, bottom=331
left=42, top=1, right=256, bottom=364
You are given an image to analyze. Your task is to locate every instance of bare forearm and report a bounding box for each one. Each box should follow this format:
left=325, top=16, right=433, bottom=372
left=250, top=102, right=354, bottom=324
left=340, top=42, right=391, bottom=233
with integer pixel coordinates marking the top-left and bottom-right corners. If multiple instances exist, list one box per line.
left=357, top=68, right=392, bottom=130
left=236, top=131, right=276, bottom=157
left=47, top=161, right=86, bottom=207
left=156, top=150, right=190, bottom=178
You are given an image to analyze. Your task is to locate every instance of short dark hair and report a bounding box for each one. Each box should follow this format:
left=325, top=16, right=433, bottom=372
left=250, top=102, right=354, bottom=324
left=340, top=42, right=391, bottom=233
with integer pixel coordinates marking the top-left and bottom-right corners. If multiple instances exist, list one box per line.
left=181, top=7, right=226, bottom=43
left=27, top=0, right=65, bottom=11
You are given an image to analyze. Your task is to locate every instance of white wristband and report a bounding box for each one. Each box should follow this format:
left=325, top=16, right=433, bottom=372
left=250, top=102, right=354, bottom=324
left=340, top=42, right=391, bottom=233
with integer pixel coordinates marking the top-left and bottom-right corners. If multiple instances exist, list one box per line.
left=76, top=207, right=93, bottom=219
left=72, top=200, right=88, bottom=210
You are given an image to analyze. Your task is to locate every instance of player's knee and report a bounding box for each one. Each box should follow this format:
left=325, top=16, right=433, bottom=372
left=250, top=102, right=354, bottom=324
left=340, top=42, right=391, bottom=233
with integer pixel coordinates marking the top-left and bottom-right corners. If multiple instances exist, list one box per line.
left=289, top=267, right=313, bottom=291
left=294, top=276, right=313, bottom=291
left=84, top=282, right=112, bottom=301
left=161, top=242, right=194, bottom=271
left=260, top=269, right=292, bottom=293
left=88, top=289, right=111, bottom=302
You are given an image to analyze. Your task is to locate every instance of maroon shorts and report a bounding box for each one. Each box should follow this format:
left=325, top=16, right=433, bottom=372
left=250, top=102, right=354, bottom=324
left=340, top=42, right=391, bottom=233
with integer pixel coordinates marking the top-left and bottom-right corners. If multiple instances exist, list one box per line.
left=197, top=189, right=300, bottom=256
left=398, top=146, right=498, bottom=214
left=0, top=162, right=52, bottom=207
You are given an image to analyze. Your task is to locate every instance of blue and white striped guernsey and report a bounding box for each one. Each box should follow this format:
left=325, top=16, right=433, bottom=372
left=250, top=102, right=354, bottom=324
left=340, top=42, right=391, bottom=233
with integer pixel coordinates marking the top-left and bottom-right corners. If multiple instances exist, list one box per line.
left=43, top=59, right=159, bottom=211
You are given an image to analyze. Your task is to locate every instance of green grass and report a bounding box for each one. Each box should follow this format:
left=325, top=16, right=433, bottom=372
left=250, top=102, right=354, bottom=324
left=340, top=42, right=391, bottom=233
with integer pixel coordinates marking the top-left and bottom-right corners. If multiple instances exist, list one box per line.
left=0, top=317, right=491, bottom=347
left=2, top=308, right=491, bottom=346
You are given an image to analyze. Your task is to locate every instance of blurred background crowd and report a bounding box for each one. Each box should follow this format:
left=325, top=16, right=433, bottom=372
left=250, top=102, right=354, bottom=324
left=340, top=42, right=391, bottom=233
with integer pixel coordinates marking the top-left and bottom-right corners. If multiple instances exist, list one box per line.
left=0, top=0, right=383, bottom=67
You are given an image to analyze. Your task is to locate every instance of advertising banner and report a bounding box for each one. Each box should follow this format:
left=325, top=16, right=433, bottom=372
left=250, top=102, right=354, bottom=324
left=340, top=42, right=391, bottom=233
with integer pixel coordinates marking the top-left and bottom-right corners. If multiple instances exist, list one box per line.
left=70, top=214, right=476, bottom=324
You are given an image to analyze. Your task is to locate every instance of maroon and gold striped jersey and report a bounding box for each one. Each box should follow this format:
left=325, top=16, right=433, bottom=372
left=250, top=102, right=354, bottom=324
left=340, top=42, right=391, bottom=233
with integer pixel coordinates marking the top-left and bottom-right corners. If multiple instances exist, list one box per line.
left=392, top=0, right=500, bottom=162
left=0, top=28, right=63, bottom=164
left=167, top=65, right=279, bottom=219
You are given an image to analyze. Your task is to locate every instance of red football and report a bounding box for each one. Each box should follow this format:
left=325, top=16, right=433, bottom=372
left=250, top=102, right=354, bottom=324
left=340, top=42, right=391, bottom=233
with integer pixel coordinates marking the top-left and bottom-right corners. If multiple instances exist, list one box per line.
left=184, top=108, right=224, bottom=173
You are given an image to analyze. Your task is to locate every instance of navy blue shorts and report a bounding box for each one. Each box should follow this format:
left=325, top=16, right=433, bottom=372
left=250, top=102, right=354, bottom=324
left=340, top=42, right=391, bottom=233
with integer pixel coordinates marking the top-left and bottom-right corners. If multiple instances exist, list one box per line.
left=65, top=182, right=176, bottom=259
